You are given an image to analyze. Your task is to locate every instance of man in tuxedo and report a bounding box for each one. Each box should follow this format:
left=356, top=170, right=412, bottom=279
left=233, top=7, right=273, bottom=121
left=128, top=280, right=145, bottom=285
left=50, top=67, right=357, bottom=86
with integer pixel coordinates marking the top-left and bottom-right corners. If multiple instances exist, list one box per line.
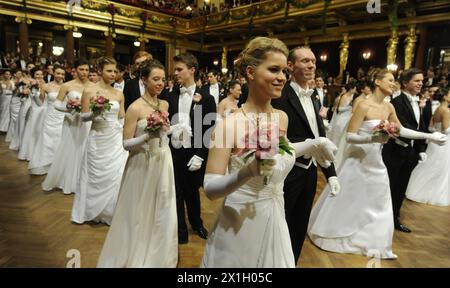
left=113, top=63, right=126, bottom=92
left=315, top=75, right=328, bottom=108
left=272, top=47, right=340, bottom=264
left=382, top=68, right=427, bottom=233
left=203, top=70, right=224, bottom=106
left=164, top=53, right=216, bottom=244
left=422, top=84, right=439, bottom=131
left=123, top=51, right=153, bottom=110
left=237, top=75, right=249, bottom=107
left=44, top=64, right=54, bottom=83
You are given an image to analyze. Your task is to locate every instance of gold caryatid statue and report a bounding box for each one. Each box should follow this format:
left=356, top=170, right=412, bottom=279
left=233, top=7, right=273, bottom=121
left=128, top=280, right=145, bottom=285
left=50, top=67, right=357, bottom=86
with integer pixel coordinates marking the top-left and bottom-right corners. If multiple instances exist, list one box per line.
left=222, top=46, right=228, bottom=72
left=404, top=25, right=417, bottom=70
left=338, top=33, right=349, bottom=83
left=387, top=28, right=399, bottom=66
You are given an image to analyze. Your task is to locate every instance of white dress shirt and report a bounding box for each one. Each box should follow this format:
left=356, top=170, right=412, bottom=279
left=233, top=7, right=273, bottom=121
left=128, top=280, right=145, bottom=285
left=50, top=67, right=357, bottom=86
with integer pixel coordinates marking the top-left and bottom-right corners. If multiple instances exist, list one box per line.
left=290, top=81, right=319, bottom=138
left=113, top=80, right=125, bottom=92
left=178, top=84, right=196, bottom=126
left=403, top=90, right=420, bottom=128
left=316, top=88, right=325, bottom=106
left=209, top=83, right=220, bottom=105
left=139, top=79, right=145, bottom=96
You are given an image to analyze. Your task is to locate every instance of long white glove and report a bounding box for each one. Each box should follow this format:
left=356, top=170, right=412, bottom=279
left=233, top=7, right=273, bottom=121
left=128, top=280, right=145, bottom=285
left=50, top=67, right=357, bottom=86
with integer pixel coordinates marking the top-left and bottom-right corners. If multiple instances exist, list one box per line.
left=81, top=111, right=102, bottom=122
left=418, top=152, right=427, bottom=164
left=170, top=123, right=193, bottom=148
left=122, top=134, right=149, bottom=151
left=54, top=99, right=69, bottom=112
left=203, top=158, right=276, bottom=200
left=187, top=155, right=204, bottom=172
left=399, top=127, right=447, bottom=146
left=346, top=132, right=389, bottom=144
left=291, top=137, right=337, bottom=160
left=328, top=176, right=341, bottom=196
left=30, top=89, right=43, bottom=106
left=118, top=118, right=124, bottom=127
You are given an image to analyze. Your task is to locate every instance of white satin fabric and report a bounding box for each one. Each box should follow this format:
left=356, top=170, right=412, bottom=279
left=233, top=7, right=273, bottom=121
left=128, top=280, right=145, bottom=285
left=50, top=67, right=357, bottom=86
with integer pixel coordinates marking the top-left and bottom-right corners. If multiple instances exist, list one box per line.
left=201, top=150, right=296, bottom=268
left=0, top=86, right=13, bottom=132
left=308, top=120, right=397, bottom=259
left=406, top=123, right=450, bottom=206
left=71, top=100, right=128, bottom=225
left=97, top=119, right=177, bottom=267
left=42, top=90, right=90, bottom=194
left=28, top=92, right=65, bottom=175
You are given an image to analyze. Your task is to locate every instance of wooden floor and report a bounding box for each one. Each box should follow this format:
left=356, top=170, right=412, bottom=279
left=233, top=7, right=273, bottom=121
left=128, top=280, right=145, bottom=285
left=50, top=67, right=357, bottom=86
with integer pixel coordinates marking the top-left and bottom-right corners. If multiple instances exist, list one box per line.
left=0, top=133, right=449, bottom=268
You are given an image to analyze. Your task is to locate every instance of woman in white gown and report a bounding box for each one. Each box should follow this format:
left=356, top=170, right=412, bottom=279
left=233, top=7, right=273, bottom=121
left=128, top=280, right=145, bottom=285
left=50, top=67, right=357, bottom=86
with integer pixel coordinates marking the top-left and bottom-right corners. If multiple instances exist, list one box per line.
left=42, top=59, right=93, bottom=194
left=201, top=37, right=337, bottom=268
left=6, top=71, right=23, bottom=144
left=9, top=72, right=28, bottom=150
left=327, top=82, right=356, bottom=146
left=71, top=57, right=128, bottom=225
left=97, top=60, right=178, bottom=268
left=308, top=69, right=447, bottom=259
left=18, top=68, right=46, bottom=161
left=28, top=66, right=66, bottom=175
left=0, top=70, right=14, bottom=133
left=406, top=88, right=450, bottom=206
left=217, top=80, right=241, bottom=119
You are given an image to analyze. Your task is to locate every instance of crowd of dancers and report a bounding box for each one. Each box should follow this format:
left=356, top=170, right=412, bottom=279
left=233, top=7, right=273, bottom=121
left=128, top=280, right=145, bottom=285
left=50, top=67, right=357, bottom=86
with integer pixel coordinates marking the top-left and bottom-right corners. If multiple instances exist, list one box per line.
left=0, top=36, right=449, bottom=268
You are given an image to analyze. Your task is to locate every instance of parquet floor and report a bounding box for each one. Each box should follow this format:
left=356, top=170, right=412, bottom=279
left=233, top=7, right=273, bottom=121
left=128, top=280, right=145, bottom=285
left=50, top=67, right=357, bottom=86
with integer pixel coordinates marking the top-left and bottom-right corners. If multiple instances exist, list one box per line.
left=0, top=134, right=449, bottom=268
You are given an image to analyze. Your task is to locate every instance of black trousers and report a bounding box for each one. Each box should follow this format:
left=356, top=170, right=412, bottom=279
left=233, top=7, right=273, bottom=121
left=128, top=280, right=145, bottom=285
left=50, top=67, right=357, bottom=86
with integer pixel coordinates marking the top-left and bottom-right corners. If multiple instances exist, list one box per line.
left=382, top=146, right=419, bottom=223
left=283, top=165, right=318, bottom=264
left=172, top=150, right=204, bottom=233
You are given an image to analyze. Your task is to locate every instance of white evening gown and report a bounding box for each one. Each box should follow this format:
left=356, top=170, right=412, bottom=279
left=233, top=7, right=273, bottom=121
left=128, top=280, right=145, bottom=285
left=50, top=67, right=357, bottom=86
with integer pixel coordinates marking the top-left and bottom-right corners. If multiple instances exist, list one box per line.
left=201, top=150, right=296, bottom=268
left=406, top=123, right=450, bottom=206
left=327, top=101, right=352, bottom=146
left=0, top=83, right=13, bottom=132
left=308, top=120, right=397, bottom=259
left=97, top=119, right=177, bottom=268
left=13, top=92, right=31, bottom=151
left=18, top=89, right=46, bottom=161
left=71, top=100, right=128, bottom=225
left=42, top=91, right=90, bottom=194
left=5, top=89, right=21, bottom=144
left=28, top=92, right=65, bottom=175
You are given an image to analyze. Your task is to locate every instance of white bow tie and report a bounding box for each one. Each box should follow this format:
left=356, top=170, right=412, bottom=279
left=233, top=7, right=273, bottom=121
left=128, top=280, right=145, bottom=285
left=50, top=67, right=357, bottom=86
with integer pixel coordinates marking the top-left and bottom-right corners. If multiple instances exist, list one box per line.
left=409, top=95, right=420, bottom=102
left=180, top=87, right=189, bottom=95
left=299, top=89, right=314, bottom=98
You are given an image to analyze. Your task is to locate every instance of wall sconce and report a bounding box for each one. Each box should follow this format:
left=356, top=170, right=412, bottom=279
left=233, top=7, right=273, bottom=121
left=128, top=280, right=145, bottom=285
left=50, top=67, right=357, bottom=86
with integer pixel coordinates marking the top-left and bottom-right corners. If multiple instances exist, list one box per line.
left=52, top=46, right=64, bottom=56
left=320, top=54, right=328, bottom=62
left=213, top=60, right=219, bottom=66
left=133, top=40, right=141, bottom=47
left=362, top=50, right=372, bottom=60
left=221, top=67, right=228, bottom=74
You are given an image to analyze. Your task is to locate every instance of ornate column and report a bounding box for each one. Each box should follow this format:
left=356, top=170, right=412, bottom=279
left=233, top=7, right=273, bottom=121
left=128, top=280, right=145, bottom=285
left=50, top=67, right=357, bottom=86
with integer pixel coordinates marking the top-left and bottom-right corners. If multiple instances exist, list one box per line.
left=303, top=37, right=310, bottom=47
left=404, top=25, right=417, bottom=70
left=15, top=17, right=32, bottom=59
left=386, top=28, right=399, bottom=67
left=415, top=25, right=427, bottom=70
left=338, top=33, right=349, bottom=83
left=221, top=46, right=228, bottom=75
left=165, top=42, right=176, bottom=75
left=104, top=30, right=115, bottom=57
left=64, top=25, right=75, bottom=65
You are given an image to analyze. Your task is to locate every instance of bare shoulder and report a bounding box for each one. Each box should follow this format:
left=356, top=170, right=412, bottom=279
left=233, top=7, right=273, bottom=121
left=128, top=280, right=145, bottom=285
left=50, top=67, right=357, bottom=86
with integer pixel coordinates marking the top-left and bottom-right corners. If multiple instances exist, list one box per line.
left=127, top=98, right=142, bottom=113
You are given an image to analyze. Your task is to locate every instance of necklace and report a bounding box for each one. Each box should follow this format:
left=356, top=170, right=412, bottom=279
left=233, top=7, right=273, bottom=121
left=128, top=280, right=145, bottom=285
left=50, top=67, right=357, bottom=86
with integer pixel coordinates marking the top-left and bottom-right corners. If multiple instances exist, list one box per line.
left=241, top=103, right=274, bottom=127
left=141, top=96, right=160, bottom=111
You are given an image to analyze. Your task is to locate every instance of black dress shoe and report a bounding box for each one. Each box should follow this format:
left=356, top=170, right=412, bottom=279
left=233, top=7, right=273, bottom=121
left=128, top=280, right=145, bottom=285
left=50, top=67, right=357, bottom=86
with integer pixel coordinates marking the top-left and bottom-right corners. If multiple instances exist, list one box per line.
left=178, top=230, right=188, bottom=244
left=194, top=226, right=209, bottom=239
left=395, top=223, right=412, bottom=233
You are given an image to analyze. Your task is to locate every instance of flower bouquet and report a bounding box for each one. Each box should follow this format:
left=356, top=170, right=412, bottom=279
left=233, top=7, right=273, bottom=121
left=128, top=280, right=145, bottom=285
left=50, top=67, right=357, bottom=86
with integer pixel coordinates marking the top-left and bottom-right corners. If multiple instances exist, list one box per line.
left=66, top=99, right=82, bottom=114
left=373, top=120, right=408, bottom=147
left=89, top=94, right=112, bottom=119
left=238, top=121, right=294, bottom=185
left=145, top=110, right=170, bottom=134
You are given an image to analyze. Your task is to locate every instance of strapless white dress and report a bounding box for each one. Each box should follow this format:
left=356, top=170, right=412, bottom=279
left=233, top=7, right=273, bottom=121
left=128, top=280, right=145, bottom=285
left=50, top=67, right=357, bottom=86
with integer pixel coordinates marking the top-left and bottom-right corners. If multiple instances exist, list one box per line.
left=406, top=123, right=450, bottom=206
left=71, top=100, right=128, bottom=225
left=308, top=120, right=397, bottom=259
left=42, top=90, right=91, bottom=194
left=28, top=91, right=65, bottom=175
left=201, top=149, right=296, bottom=268
left=97, top=119, right=177, bottom=267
